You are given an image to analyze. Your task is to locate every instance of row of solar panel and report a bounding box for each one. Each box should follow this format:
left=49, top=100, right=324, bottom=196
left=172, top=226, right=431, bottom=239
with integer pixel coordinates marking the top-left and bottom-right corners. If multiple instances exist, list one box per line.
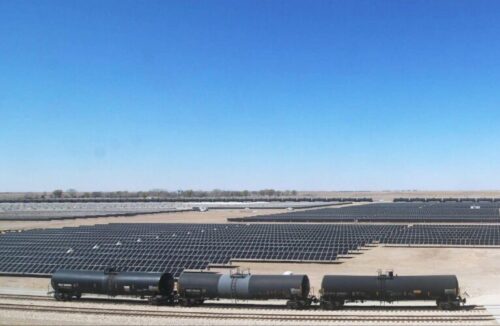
left=380, top=225, right=500, bottom=245
left=0, top=203, right=189, bottom=220
left=229, top=202, right=500, bottom=222
left=394, top=198, right=500, bottom=203
left=0, top=224, right=393, bottom=277
left=1, top=223, right=500, bottom=278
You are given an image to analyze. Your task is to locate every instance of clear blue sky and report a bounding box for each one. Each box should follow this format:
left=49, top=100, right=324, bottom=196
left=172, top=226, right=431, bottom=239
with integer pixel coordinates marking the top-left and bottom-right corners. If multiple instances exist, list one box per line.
left=1, top=0, right=500, bottom=192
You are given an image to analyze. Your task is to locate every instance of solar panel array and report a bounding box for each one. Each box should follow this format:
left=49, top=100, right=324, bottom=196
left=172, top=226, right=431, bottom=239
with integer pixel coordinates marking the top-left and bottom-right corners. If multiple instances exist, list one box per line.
left=0, top=203, right=189, bottom=221
left=0, top=197, right=371, bottom=203
left=0, top=223, right=400, bottom=277
left=394, top=197, right=500, bottom=203
left=380, top=225, right=500, bottom=246
left=0, top=202, right=345, bottom=221
left=229, top=202, right=500, bottom=223
left=205, top=202, right=345, bottom=210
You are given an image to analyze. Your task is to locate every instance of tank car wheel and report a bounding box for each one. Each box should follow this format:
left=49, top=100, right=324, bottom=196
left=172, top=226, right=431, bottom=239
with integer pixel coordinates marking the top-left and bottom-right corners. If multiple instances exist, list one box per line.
left=299, top=300, right=311, bottom=309
left=437, top=299, right=460, bottom=310
left=165, top=296, right=176, bottom=306
left=179, top=298, right=202, bottom=307
left=321, top=300, right=343, bottom=310
left=449, top=301, right=461, bottom=310
left=62, top=293, right=72, bottom=301
left=73, top=293, right=81, bottom=300
left=287, top=300, right=308, bottom=310
left=149, top=295, right=175, bottom=306
left=149, top=296, right=161, bottom=306
left=334, top=300, right=344, bottom=308
left=437, top=300, right=448, bottom=310
left=54, top=292, right=65, bottom=301
left=320, top=301, right=335, bottom=310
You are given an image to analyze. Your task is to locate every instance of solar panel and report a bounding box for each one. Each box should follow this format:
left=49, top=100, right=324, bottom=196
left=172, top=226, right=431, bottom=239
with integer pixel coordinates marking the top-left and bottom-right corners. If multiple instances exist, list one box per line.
left=229, top=202, right=500, bottom=223
left=3, top=222, right=499, bottom=278
left=380, top=224, right=500, bottom=246
left=0, top=223, right=399, bottom=277
left=0, top=202, right=188, bottom=221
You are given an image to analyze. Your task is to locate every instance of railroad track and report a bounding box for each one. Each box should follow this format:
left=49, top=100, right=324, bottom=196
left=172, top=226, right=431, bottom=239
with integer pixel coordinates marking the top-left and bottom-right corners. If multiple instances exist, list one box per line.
left=0, top=299, right=495, bottom=323
left=0, top=294, right=487, bottom=311
left=0, top=294, right=56, bottom=301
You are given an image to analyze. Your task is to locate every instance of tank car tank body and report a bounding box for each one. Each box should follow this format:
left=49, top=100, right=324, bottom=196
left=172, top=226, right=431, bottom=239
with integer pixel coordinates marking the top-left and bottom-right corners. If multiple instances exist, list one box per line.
left=51, top=268, right=175, bottom=304
left=320, top=272, right=464, bottom=310
left=177, top=271, right=311, bottom=308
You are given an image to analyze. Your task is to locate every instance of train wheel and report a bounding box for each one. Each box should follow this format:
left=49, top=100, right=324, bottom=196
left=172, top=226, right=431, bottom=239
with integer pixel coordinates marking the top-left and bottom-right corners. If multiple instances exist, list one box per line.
left=73, top=293, right=81, bottom=300
left=437, top=299, right=460, bottom=310
left=54, top=292, right=65, bottom=301
left=321, top=300, right=343, bottom=310
left=438, top=301, right=449, bottom=310
left=180, top=298, right=201, bottom=307
left=320, top=301, right=335, bottom=310
left=62, top=293, right=72, bottom=301
left=288, top=300, right=308, bottom=310
left=149, top=296, right=161, bottom=305
left=300, top=300, right=311, bottom=309
left=166, top=296, right=176, bottom=306
left=447, top=300, right=460, bottom=310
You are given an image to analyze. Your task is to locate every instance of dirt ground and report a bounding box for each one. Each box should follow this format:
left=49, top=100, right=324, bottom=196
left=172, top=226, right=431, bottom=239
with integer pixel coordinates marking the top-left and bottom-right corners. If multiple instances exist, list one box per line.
left=0, top=208, right=290, bottom=231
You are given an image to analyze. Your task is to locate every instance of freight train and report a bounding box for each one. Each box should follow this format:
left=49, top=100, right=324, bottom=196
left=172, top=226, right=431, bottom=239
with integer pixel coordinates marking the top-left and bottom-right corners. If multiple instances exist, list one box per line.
left=51, top=269, right=465, bottom=310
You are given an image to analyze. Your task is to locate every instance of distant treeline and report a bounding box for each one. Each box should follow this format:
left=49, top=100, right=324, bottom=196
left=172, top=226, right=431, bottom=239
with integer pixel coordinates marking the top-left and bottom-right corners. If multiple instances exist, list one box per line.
left=22, top=189, right=299, bottom=200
